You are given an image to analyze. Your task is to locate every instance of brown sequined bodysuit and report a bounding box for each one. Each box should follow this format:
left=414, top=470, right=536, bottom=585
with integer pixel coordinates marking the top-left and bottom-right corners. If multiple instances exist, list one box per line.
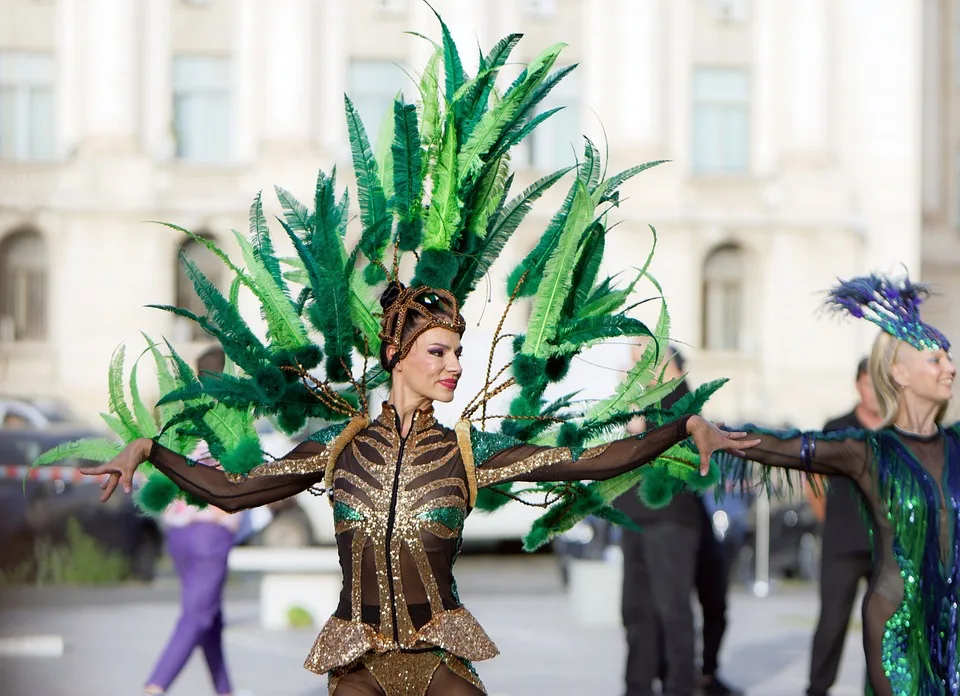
left=148, top=403, right=693, bottom=696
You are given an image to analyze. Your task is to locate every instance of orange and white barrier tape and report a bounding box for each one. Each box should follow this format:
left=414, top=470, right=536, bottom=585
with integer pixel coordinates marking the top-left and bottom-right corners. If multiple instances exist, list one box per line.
left=1, top=466, right=108, bottom=484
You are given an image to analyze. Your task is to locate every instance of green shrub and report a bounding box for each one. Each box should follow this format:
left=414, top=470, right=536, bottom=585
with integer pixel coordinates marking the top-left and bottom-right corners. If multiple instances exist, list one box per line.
left=0, top=518, right=129, bottom=586
left=287, top=605, right=315, bottom=628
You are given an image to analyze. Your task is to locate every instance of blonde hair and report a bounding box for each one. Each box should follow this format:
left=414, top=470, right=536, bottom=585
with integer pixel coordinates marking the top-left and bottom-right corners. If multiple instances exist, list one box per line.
left=868, top=330, right=949, bottom=429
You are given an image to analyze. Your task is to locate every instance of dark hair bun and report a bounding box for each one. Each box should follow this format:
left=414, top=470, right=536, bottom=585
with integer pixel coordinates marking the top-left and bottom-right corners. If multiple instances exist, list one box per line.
left=380, top=280, right=405, bottom=309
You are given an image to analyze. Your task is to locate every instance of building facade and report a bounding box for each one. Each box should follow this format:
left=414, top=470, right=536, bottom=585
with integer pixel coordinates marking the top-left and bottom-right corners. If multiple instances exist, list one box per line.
left=921, top=0, right=960, bottom=420
left=0, top=0, right=932, bottom=429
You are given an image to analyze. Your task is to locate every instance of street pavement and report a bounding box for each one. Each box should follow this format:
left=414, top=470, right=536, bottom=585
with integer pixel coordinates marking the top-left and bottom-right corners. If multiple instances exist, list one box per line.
left=0, top=554, right=864, bottom=696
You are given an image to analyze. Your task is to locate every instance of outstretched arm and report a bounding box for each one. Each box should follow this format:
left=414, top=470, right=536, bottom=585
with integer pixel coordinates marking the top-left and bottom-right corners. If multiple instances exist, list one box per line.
left=474, top=415, right=759, bottom=487
left=80, top=436, right=334, bottom=513
left=731, top=428, right=870, bottom=481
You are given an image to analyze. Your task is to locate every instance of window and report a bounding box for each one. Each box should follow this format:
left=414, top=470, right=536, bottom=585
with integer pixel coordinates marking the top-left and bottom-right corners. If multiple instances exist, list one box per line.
left=522, top=0, right=557, bottom=18
left=711, top=0, right=750, bottom=24
left=520, top=66, right=581, bottom=170
left=692, top=67, right=750, bottom=174
left=0, top=51, right=55, bottom=160
left=175, top=235, right=222, bottom=341
left=702, top=245, right=744, bottom=351
left=172, top=55, right=233, bottom=163
left=0, top=230, right=48, bottom=342
left=347, top=60, right=409, bottom=143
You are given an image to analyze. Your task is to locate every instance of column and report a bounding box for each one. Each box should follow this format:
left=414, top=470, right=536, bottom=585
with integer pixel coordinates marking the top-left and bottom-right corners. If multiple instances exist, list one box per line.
left=318, top=0, right=347, bottom=153
left=261, top=0, right=314, bottom=151
left=582, top=0, right=606, bottom=143
left=838, top=0, right=922, bottom=273
left=615, top=0, right=661, bottom=149
left=141, top=0, right=172, bottom=160
left=782, top=0, right=831, bottom=158
left=79, top=0, right=141, bottom=152
left=665, top=0, right=692, bottom=169
left=234, top=0, right=257, bottom=163
left=752, top=0, right=780, bottom=176
left=56, top=0, right=78, bottom=157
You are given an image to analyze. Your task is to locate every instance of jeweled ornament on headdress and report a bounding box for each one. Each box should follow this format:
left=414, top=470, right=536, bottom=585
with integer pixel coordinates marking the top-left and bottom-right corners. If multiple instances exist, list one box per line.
left=825, top=273, right=951, bottom=351
left=379, top=281, right=466, bottom=369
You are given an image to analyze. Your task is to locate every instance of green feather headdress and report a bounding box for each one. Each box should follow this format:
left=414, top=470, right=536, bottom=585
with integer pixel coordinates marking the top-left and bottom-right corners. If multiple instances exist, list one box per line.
left=34, top=13, right=721, bottom=530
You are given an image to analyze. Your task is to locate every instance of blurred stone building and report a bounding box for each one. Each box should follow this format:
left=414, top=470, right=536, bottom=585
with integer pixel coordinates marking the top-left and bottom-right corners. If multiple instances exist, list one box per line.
left=0, top=0, right=952, bottom=427
left=922, top=0, right=960, bottom=422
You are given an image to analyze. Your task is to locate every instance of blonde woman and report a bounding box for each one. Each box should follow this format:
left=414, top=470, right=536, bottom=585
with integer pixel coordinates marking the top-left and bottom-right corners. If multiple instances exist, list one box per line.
left=722, top=275, right=957, bottom=696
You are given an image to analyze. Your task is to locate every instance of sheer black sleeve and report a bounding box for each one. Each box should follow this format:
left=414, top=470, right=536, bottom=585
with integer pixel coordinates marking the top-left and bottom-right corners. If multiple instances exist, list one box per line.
left=147, top=439, right=332, bottom=513
left=472, top=416, right=693, bottom=487
left=733, top=428, right=870, bottom=481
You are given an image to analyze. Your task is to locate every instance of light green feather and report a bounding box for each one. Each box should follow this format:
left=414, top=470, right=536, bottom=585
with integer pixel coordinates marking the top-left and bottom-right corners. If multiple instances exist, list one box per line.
left=128, top=350, right=159, bottom=439
left=232, top=230, right=309, bottom=350
left=107, top=346, right=139, bottom=441
left=33, top=439, right=125, bottom=467
left=522, top=180, right=592, bottom=358
left=375, top=96, right=398, bottom=207
left=418, top=48, right=442, bottom=178
left=457, top=43, right=565, bottom=184
left=422, top=114, right=460, bottom=251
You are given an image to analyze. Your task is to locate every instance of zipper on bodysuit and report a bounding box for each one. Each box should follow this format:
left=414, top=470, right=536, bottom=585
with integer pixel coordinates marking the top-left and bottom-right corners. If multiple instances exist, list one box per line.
left=384, top=410, right=409, bottom=645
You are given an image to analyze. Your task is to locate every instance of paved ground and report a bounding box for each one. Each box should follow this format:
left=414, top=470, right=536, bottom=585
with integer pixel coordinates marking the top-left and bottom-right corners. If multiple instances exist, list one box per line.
left=0, top=554, right=864, bottom=696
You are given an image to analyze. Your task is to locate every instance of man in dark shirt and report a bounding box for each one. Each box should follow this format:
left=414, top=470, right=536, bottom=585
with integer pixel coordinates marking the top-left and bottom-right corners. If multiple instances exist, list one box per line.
left=617, top=347, right=740, bottom=696
left=806, top=358, right=881, bottom=696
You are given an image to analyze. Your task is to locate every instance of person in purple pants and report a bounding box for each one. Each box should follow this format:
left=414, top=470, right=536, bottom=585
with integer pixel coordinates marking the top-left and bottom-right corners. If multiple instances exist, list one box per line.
left=144, top=346, right=242, bottom=696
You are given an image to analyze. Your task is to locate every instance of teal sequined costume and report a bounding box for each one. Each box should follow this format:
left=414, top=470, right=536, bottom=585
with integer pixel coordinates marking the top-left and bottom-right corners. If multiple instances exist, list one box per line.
left=722, top=424, right=960, bottom=695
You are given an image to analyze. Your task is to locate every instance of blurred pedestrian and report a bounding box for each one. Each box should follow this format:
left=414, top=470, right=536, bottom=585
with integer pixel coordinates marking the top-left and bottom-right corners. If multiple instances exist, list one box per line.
left=144, top=346, right=243, bottom=696
left=805, top=358, right=881, bottom=696
left=618, top=346, right=741, bottom=696
left=693, top=498, right=739, bottom=696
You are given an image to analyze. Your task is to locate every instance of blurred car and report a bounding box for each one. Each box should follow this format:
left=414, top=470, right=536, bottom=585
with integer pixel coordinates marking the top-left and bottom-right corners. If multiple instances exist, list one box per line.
left=0, top=427, right=162, bottom=580
left=0, top=397, right=89, bottom=430
left=733, top=495, right=822, bottom=583
left=553, top=516, right=618, bottom=587
left=703, top=487, right=752, bottom=582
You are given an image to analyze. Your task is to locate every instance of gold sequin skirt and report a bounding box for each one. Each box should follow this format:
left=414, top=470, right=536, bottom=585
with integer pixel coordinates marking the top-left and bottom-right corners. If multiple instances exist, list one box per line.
left=327, top=649, right=486, bottom=695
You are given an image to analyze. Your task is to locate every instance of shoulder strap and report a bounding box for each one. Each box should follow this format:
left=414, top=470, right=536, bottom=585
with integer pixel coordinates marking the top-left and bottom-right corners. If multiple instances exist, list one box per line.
left=454, top=419, right=478, bottom=508
left=323, top=416, right=371, bottom=504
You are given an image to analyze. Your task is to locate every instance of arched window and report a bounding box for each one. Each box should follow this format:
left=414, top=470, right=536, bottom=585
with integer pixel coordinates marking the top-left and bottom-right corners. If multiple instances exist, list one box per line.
left=702, top=244, right=744, bottom=351
left=0, top=229, right=48, bottom=342
left=175, top=234, right=222, bottom=342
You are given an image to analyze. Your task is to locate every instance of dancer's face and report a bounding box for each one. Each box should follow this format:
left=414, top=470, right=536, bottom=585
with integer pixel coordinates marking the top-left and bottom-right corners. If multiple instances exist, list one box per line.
left=392, top=327, right=463, bottom=403
left=891, top=343, right=956, bottom=405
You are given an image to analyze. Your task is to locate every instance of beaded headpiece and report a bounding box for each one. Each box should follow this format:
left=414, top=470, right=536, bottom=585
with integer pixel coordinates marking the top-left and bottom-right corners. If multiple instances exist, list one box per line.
left=379, top=282, right=466, bottom=370
left=825, top=273, right=950, bottom=351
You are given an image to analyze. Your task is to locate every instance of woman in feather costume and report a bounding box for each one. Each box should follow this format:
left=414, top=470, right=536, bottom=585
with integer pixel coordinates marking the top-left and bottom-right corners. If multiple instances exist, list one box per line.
left=82, top=281, right=752, bottom=696
left=696, top=274, right=958, bottom=696
left=41, top=15, right=756, bottom=696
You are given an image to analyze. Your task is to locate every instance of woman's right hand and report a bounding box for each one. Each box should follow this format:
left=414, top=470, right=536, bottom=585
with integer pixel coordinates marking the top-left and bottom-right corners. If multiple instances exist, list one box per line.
left=79, top=437, right=153, bottom=502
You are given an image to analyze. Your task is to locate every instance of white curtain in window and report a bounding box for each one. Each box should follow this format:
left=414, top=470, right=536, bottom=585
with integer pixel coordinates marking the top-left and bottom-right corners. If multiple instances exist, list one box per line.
left=0, top=231, right=48, bottom=342
left=692, top=67, right=750, bottom=174
left=703, top=245, right=744, bottom=351
left=518, top=67, right=581, bottom=170
left=175, top=236, right=223, bottom=342
left=173, top=56, right=233, bottom=163
left=347, top=60, right=411, bottom=144
left=0, top=51, right=55, bottom=160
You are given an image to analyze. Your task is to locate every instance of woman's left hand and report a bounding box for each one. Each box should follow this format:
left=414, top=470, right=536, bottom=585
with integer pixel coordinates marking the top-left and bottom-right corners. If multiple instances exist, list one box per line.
left=685, top=415, right=761, bottom=475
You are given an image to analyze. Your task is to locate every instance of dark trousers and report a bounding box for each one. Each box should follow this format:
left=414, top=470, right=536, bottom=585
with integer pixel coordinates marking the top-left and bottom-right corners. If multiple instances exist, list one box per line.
left=807, top=551, right=872, bottom=696
left=622, top=522, right=700, bottom=696
left=695, top=514, right=729, bottom=677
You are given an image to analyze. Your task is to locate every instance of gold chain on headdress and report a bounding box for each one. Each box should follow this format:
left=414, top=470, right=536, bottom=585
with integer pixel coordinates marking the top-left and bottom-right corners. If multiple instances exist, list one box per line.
left=379, top=285, right=466, bottom=367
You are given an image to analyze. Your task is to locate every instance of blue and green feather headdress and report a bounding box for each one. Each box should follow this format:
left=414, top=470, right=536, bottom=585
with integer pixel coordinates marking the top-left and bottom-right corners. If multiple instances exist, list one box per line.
left=825, top=273, right=950, bottom=351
